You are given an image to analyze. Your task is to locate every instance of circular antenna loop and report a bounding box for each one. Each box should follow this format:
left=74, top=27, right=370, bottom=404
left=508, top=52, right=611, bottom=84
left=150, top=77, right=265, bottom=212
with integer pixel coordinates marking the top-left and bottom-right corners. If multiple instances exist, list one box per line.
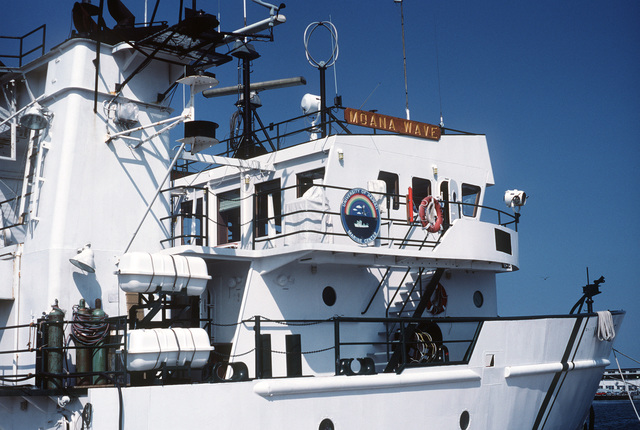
left=303, top=21, right=339, bottom=69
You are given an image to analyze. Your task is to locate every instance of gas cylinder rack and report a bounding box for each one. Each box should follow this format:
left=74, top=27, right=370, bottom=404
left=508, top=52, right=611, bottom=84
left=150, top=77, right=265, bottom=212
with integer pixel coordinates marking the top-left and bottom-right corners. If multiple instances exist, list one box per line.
left=31, top=300, right=129, bottom=391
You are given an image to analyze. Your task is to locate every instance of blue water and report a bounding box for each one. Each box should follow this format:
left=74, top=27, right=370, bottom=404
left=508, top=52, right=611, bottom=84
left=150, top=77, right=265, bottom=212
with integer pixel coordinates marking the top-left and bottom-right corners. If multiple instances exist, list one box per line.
left=591, top=400, right=640, bottom=429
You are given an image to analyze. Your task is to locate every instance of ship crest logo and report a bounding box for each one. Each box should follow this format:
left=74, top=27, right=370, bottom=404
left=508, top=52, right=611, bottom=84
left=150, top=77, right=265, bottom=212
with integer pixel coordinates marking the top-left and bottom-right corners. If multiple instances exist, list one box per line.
left=340, top=188, right=380, bottom=244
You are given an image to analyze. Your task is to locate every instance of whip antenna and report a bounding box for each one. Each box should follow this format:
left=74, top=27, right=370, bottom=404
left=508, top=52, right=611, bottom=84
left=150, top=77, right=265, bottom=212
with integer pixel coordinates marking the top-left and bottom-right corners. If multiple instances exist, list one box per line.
left=395, top=0, right=410, bottom=120
left=434, top=10, right=444, bottom=127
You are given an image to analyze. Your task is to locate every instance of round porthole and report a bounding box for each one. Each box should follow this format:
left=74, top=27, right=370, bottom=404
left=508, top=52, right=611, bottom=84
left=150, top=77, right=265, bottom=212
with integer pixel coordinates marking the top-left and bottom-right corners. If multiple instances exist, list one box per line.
left=473, top=291, right=484, bottom=308
left=460, top=410, right=470, bottom=429
left=322, top=286, right=337, bottom=307
left=319, top=418, right=334, bottom=430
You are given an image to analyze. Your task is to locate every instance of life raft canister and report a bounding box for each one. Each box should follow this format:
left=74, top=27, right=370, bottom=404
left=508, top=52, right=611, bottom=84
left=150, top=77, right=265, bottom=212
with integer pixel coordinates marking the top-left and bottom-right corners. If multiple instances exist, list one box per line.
left=426, top=283, right=448, bottom=315
left=418, top=196, right=443, bottom=233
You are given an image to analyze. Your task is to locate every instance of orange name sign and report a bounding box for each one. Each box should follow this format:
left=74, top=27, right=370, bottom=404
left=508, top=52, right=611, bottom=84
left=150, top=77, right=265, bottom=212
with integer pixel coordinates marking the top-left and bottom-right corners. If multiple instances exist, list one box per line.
left=344, top=108, right=441, bottom=141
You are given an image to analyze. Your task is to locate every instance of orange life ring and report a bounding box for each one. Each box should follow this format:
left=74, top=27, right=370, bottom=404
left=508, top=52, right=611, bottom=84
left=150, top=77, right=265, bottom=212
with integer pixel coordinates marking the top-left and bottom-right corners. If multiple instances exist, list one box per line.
left=418, top=196, right=443, bottom=233
left=426, top=283, right=448, bottom=315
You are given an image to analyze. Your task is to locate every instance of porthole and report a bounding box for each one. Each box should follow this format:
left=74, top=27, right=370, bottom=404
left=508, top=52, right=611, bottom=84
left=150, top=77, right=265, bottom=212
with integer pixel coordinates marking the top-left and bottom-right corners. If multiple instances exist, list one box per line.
left=473, top=291, right=484, bottom=308
left=322, top=286, right=337, bottom=307
left=319, top=418, right=334, bottom=430
left=460, top=410, right=470, bottom=429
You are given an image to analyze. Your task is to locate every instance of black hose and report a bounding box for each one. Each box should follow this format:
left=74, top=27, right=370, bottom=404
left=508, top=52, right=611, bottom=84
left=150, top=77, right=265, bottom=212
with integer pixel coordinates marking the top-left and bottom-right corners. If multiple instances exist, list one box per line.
left=71, top=305, right=109, bottom=346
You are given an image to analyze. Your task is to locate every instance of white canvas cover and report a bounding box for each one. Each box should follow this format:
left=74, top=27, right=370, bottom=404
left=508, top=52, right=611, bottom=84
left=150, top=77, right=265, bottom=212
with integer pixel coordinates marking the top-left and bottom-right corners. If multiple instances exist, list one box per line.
left=283, top=186, right=333, bottom=245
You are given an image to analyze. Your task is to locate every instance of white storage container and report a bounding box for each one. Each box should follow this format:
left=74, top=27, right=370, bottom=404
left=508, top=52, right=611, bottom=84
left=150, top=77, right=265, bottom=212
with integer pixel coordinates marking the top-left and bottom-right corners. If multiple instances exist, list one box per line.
left=117, top=252, right=211, bottom=296
left=125, top=327, right=213, bottom=371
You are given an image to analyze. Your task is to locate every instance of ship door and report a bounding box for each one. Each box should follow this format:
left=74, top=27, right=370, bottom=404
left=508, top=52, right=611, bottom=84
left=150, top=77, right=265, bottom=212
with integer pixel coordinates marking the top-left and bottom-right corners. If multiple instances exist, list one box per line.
left=439, top=181, right=450, bottom=230
left=448, top=179, right=460, bottom=223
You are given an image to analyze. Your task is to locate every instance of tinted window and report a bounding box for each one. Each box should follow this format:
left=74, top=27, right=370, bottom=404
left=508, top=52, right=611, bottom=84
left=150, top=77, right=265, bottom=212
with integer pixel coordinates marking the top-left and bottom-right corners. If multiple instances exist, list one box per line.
left=255, top=179, right=282, bottom=237
left=378, top=171, right=400, bottom=210
left=462, top=184, right=481, bottom=217
left=411, top=177, right=431, bottom=212
left=218, top=189, right=240, bottom=244
left=297, top=168, right=325, bottom=197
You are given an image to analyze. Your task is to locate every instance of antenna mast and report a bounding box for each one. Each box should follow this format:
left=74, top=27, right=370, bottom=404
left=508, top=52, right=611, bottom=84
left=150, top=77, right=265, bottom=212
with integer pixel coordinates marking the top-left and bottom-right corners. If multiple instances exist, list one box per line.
left=395, top=0, right=410, bottom=120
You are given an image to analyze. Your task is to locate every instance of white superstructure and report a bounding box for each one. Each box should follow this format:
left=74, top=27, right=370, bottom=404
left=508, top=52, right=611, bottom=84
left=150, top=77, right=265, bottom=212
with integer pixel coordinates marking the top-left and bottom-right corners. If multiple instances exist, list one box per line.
left=0, top=3, right=623, bottom=430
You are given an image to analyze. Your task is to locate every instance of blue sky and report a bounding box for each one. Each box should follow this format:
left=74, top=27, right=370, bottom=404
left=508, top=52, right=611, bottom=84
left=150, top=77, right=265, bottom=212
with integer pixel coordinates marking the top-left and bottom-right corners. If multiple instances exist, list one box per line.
left=3, top=1, right=639, bottom=367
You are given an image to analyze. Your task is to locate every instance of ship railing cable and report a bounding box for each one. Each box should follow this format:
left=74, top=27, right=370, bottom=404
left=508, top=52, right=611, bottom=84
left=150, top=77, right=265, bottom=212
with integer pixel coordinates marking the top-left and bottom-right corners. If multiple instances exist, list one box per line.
left=258, top=316, right=330, bottom=327
left=612, top=349, right=640, bottom=423
left=212, top=345, right=336, bottom=359
left=272, top=346, right=335, bottom=355
left=612, top=348, right=640, bottom=366
left=212, top=348, right=255, bottom=359
left=207, top=315, right=333, bottom=327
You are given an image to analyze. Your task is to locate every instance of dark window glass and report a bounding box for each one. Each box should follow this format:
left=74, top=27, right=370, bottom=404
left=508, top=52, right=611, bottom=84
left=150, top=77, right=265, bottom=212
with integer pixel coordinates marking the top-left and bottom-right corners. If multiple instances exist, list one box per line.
left=297, top=168, right=325, bottom=197
left=218, top=189, right=240, bottom=244
left=255, top=179, right=282, bottom=237
left=411, top=177, right=431, bottom=212
left=378, top=171, right=400, bottom=210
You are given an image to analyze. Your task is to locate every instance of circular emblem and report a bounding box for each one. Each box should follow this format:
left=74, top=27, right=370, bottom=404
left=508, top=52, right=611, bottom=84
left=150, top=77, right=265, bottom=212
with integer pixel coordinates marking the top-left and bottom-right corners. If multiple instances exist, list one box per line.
left=340, top=188, right=380, bottom=244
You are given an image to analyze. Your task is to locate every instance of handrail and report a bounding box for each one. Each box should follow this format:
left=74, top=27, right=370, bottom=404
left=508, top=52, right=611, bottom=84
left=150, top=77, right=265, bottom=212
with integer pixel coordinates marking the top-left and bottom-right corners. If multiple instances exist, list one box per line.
left=0, top=25, right=46, bottom=67
left=176, top=105, right=485, bottom=176
left=0, top=315, right=127, bottom=390
left=0, top=311, right=624, bottom=391
left=160, top=173, right=518, bottom=250
left=395, top=267, right=425, bottom=317
left=251, top=184, right=517, bottom=248
left=386, top=267, right=414, bottom=318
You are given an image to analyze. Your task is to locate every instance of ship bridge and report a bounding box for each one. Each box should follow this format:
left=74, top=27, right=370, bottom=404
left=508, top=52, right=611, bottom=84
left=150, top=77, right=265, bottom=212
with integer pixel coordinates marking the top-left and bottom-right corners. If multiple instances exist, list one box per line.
left=165, top=123, right=519, bottom=274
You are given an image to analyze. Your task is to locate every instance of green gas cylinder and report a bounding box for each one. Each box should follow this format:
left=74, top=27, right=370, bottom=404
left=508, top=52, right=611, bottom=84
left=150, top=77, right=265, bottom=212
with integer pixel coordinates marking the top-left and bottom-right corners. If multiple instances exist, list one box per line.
left=74, top=299, right=92, bottom=385
left=46, top=300, right=65, bottom=389
left=92, top=298, right=107, bottom=385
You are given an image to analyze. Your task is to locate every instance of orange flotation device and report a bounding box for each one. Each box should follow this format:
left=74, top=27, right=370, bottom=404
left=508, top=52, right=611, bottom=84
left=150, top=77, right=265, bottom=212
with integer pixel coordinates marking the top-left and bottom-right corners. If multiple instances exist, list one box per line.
left=418, top=196, right=443, bottom=233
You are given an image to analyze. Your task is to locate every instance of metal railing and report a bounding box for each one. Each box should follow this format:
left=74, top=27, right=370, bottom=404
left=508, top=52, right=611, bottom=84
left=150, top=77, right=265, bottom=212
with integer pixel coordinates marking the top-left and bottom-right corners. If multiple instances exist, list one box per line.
left=0, top=25, right=46, bottom=68
left=252, top=183, right=518, bottom=249
left=157, top=181, right=518, bottom=251
left=0, top=310, right=624, bottom=391
left=0, top=315, right=128, bottom=392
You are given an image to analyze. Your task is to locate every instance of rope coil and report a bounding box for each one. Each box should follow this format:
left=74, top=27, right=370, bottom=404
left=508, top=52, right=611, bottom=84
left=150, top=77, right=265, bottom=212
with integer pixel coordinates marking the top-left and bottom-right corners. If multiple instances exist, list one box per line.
left=596, top=311, right=615, bottom=341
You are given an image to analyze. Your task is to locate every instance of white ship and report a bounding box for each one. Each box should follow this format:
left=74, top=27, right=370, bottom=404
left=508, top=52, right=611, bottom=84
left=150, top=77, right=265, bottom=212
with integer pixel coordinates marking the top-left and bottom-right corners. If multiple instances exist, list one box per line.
left=596, top=368, right=640, bottom=400
left=0, top=1, right=624, bottom=429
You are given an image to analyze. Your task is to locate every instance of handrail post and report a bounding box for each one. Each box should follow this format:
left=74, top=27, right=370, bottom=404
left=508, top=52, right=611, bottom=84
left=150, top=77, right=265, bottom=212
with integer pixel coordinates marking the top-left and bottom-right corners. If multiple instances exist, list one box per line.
left=333, top=318, right=340, bottom=375
left=254, top=316, right=262, bottom=379
left=400, top=321, right=407, bottom=369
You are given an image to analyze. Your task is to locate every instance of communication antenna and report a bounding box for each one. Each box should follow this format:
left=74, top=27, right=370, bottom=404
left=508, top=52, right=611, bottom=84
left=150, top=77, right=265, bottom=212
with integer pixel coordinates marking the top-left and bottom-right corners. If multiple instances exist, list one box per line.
left=394, top=0, right=410, bottom=120
left=303, top=21, right=339, bottom=138
left=329, top=16, right=340, bottom=106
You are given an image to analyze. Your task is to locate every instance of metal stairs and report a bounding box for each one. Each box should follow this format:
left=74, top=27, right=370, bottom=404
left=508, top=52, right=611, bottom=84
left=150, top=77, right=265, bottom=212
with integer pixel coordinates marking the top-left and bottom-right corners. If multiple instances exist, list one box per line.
left=367, top=267, right=443, bottom=373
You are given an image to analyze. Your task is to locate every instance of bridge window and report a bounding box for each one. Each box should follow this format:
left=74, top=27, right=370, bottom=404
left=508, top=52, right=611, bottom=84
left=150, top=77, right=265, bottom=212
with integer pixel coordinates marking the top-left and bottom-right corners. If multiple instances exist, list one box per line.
left=461, top=184, right=481, bottom=217
left=218, top=189, right=240, bottom=244
left=297, top=168, right=325, bottom=197
left=411, top=177, right=431, bottom=212
left=180, top=197, right=205, bottom=245
left=378, top=171, right=400, bottom=210
left=255, top=179, right=282, bottom=237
